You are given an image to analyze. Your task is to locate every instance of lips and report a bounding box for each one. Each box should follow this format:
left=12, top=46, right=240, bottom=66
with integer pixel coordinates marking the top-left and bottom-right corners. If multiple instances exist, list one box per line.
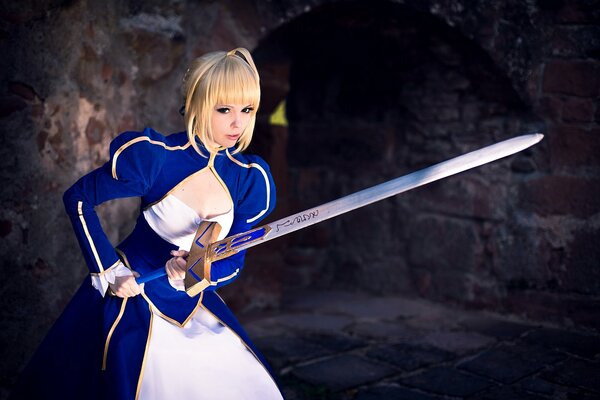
left=226, top=134, right=240, bottom=141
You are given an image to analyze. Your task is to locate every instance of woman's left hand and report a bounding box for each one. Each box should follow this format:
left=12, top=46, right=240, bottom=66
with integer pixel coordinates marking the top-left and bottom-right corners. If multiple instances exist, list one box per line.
left=165, top=250, right=189, bottom=280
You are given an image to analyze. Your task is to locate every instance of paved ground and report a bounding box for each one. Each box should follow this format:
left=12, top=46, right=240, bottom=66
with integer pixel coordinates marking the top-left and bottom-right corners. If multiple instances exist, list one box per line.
left=240, top=291, right=600, bottom=400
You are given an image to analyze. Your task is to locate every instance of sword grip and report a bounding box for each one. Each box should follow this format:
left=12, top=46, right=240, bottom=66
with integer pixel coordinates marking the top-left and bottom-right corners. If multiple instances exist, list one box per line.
left=136, top=268, right=167, bottom=284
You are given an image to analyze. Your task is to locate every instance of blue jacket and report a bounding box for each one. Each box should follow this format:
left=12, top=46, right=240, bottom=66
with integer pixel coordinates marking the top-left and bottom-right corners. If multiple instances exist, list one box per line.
left=11, top=128, right=278, bottom=400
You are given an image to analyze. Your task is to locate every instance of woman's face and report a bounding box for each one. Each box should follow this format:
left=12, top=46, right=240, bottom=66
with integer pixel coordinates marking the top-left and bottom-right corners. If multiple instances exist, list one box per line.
left=210, top=103, right=254, bottom=148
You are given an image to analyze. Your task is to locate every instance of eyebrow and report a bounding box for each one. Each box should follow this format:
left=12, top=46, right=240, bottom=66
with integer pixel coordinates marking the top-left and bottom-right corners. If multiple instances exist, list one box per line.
left=216, top=104, right=254, bottom=108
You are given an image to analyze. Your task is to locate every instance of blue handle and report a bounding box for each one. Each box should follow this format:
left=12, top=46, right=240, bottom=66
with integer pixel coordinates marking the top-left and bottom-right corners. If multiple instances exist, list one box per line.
left=136, top=268, right=167, bottom=284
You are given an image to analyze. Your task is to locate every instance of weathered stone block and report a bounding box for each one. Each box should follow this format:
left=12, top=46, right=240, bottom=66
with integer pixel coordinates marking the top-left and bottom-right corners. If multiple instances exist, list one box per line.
left=414, top=330, right=495, bottom=355
left=523, top=328, right=600, bottom=359
left=537, top=95, right=563, bottom=121
left=253, top=335, right=331, bottom=370
left=458, top=343, right=565, bottom=383
left=355, top=384, right=440, bottom=400
left=548, top=25, right=600, bottom=59
left=518, top=175, right=600, bottom=218
left=408, top=215, right=481, bottom=273
left=541, top=357, right=600, bottom=393
left=426, top=270, right=479, bottom=304
left=399, top=366, right=493, bottom=397
left=121, top=16, right=185, bottom=82
left=561, top=96, right=594, bottom=123
left=476, top=386, right=549, bottom=400
left=548, top=126, right=600, bottom=169
left=367, top=343, right=454, bottom=371
left=292, top=354, right=397, bottom=391
left=519, top=376, right=563, bottom=397
left=304, top=333, right=366, bottom=353
left=543, top=60, right=600, bottom=97
left=554, top=0, right=600, bottom=23
left=490, top=223, right=564, bottom=292
left=561, top=227, right=600, bottom=295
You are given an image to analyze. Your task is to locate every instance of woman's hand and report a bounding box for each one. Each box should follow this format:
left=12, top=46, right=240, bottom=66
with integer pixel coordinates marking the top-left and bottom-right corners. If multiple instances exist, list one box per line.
left=108, top=271, right=142, bottom=298
left=165, top=250, right=190, bottom=281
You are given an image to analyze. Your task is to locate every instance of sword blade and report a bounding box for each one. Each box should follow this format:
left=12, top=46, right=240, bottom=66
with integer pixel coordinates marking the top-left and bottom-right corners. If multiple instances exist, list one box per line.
left=216, top=133, right=543, bottom=256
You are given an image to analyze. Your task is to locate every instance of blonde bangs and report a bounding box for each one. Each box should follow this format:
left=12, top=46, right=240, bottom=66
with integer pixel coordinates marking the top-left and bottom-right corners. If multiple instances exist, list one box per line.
left=184, top=48, right=261, bottom=155
left=211, top=61, right=260, bottom=108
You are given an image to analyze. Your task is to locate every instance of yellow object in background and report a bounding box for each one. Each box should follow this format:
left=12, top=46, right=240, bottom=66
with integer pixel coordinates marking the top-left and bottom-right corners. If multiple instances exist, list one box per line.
left=269, top=100, right=288, bottom=127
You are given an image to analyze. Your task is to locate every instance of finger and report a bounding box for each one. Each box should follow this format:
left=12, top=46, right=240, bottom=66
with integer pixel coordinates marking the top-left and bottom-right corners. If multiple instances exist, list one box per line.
left=132, top=270, right=140, bottom=278
left=174, top=257, right=187, bottom=270
left=169, top=258, right=187, bottom=279
left=170, top=249, right=189, bottom=257
left=169, top=267, right=185, bottom=280
left=117, top=278, right=139, bottom=297
left=131, top=284, right=141, bottom=296
left=166, top=261, right=176, bottom=280
left=125, top=283, right=139, bottom=297
left=125, top=278, right=141, bottom=294
left=109, top=283, right=124, bottom=298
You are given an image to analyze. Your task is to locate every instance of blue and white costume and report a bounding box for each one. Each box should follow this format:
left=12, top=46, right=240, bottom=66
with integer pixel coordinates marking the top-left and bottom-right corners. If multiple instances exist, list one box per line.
left=11, top=128, right=282, bottom=400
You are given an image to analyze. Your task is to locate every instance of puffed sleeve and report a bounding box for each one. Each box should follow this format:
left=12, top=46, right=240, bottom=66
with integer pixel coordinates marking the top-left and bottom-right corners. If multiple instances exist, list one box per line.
left=63, top=129, right=166, bottom=277
left=205, top=154, right=276, bottom=290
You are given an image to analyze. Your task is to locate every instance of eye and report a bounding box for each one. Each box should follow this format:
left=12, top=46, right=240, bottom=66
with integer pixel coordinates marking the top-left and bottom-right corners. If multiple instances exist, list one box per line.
left=216, top=107, right=230, bottom=114
left=242, top=107, right=254, bottom=114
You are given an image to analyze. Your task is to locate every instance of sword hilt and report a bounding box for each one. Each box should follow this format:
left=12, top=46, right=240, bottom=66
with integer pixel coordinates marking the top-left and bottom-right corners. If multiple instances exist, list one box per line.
left=134, top=221, right=272, bottom=296
left=135, top=221, right=221, bottom=290
left=184, top=224, right=272, bottom=297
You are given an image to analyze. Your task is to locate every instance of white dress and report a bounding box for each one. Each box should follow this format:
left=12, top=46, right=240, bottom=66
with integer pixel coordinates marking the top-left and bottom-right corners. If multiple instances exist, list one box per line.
left=135, top=194, right=283, bottom=400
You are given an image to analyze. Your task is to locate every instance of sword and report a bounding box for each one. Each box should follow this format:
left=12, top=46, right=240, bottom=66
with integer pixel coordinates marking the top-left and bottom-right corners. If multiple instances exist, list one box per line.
left=137, top=133, right=543, bottom=296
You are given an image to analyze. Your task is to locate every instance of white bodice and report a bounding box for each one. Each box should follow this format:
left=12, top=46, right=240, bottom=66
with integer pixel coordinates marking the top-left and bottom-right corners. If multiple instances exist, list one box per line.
left=138, top=198, right=282, bottom=400
left=143, top=194, right=234, bottom=250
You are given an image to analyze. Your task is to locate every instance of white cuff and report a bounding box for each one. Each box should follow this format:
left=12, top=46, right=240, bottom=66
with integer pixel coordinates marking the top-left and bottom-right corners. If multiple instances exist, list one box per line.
left=91, top=261, right=133, bottom=297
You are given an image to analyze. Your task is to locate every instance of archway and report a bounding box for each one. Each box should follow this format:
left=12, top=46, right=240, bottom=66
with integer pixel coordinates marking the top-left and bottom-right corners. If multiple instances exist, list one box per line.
left=227, top=0, right=542, bottom=308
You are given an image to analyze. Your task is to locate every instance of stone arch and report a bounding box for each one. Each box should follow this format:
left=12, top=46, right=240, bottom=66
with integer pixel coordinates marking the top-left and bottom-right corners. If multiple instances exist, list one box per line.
left=247, top=0, right=543, bottom=302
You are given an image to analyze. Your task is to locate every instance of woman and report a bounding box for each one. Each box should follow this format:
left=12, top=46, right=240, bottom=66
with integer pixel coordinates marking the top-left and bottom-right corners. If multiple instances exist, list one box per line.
left=11, top=48, right=283, bottom=400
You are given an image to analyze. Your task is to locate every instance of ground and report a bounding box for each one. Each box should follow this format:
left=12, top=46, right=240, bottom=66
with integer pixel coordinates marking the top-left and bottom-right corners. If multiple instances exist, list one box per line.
left=239, top=291, right=600, bottom=400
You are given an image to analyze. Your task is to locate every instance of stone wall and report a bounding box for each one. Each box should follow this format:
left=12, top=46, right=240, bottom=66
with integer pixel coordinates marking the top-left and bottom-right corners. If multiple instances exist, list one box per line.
left=0, top=0, right=598, bottom=394
left=248, top=0, right=600, bottom=330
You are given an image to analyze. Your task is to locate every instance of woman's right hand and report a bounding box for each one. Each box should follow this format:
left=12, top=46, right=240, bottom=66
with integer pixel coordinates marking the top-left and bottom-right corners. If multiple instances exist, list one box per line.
left=165, top=250, right=190, bottom=281
left=109, top=272, right=142, bottom=298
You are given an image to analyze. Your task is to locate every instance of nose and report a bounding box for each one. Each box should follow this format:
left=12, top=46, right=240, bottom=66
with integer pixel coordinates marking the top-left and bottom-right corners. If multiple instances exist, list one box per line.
left=231, top=111, right=242, bottom=128
left=230, top=112, right=241, bottom=128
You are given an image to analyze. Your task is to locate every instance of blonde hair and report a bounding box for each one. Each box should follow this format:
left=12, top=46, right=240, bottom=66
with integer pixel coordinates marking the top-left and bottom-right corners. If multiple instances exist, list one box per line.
left=182, top=48, right=260, bottom=156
